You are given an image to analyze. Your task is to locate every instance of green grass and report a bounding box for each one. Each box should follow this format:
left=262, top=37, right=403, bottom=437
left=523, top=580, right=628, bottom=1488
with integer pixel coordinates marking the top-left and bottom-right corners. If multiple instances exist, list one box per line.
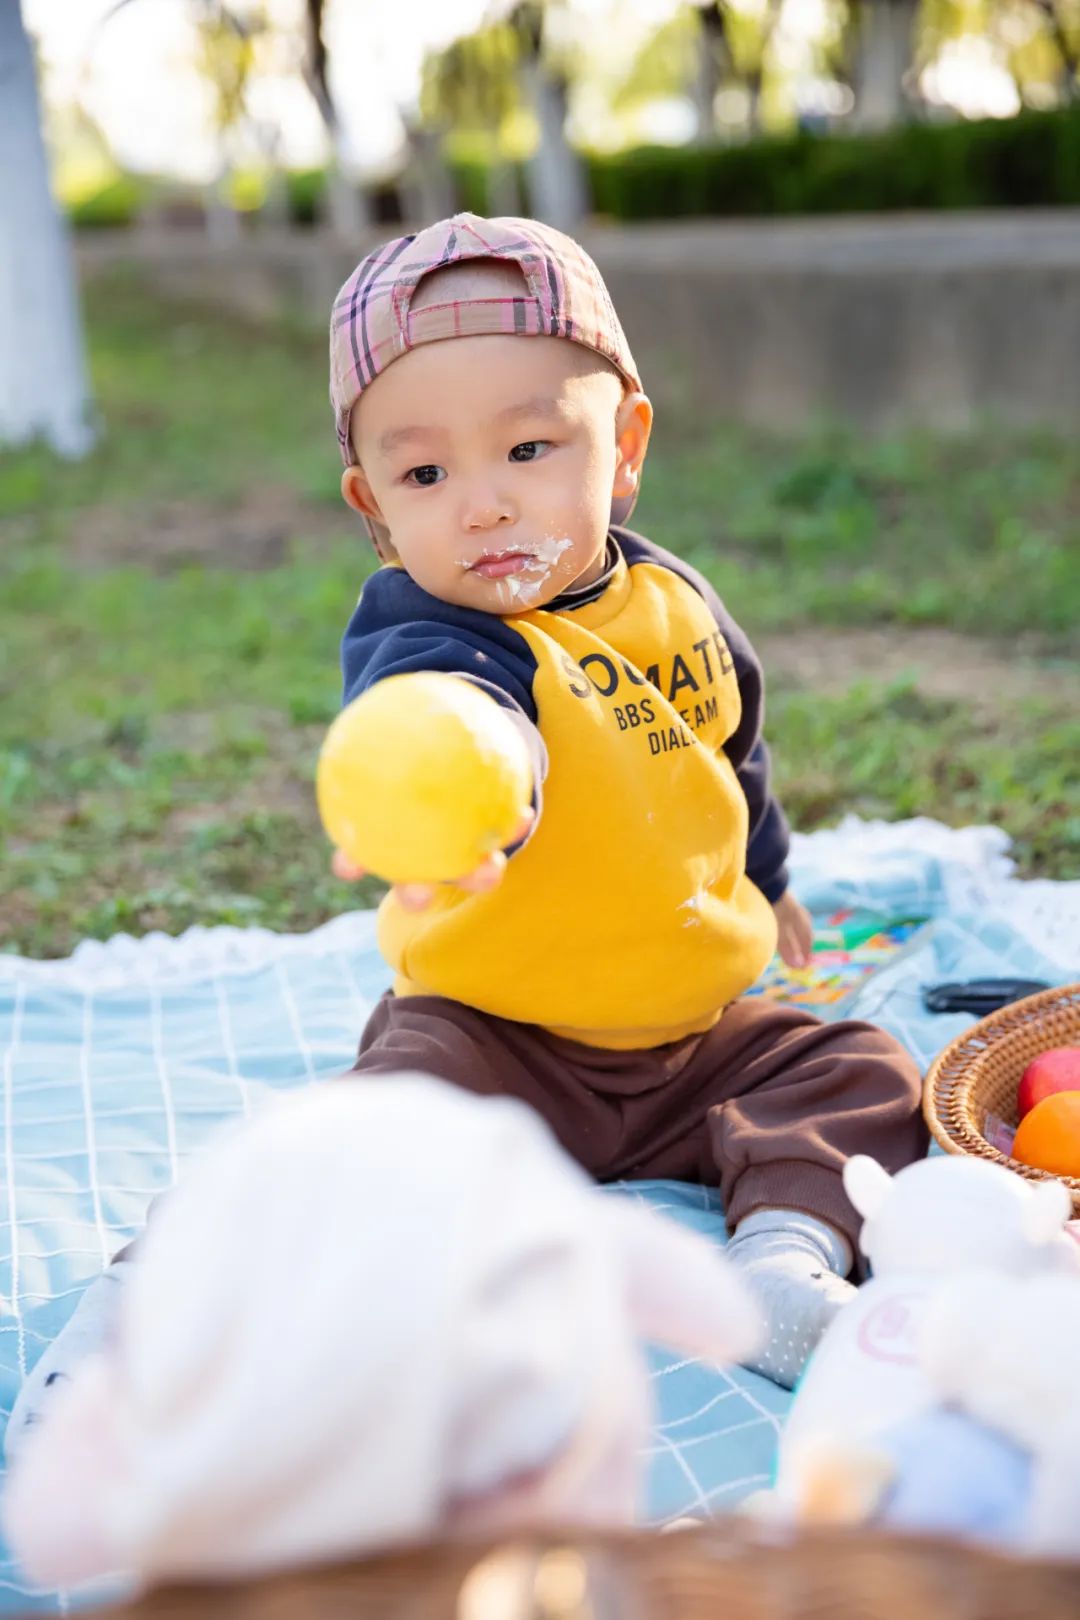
left=638, top=424, right=1080, bottom=641
left=1, top=276, right=1076, bottom=956
left=769, top=683, right=1078, bottom=876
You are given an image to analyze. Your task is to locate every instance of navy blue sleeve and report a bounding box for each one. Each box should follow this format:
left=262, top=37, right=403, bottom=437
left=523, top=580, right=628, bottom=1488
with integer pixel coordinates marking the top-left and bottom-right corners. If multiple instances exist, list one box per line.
left=342, top=568, right=538, bottom=712
left=340, top=567, right=547, bottom=831
left=614, top=528, right=790, bottom=903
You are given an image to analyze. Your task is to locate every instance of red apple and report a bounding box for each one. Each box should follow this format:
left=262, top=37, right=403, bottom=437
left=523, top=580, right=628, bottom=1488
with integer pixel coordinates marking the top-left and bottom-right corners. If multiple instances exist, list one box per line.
left=1017, top=1047, right=1080, bottom=1120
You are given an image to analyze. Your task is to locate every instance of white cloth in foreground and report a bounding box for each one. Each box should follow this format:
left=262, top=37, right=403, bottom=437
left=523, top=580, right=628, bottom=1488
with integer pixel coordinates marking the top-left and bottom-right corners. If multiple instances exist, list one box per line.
left=2, top=1076, right=760, bottom=1588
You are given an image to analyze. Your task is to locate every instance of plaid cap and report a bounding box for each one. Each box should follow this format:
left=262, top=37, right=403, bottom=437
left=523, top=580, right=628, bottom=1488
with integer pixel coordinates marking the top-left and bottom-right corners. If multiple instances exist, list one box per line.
left=329, top=213, right=643, bottom=547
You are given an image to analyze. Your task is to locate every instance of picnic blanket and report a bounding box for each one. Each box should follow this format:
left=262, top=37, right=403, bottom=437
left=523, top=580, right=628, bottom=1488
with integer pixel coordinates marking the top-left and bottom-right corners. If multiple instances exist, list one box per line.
left=1, top=818, right=1078, bottom=1612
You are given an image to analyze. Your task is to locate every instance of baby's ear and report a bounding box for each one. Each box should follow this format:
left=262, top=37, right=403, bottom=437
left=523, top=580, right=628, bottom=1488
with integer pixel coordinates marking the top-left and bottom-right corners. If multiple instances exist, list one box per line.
left=613, top=392, right=652, bottom=494
left=340, top=470, right=395, bottom=561
left=341, top=465, right=380, bottom=520
left=843, top=1156, right=892, bottom=1221
left=601, top=1199, right=762, bottom=1365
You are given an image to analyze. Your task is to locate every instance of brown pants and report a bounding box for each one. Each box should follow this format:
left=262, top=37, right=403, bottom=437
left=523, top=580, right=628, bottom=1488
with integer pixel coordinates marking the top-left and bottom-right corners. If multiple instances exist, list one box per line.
left=350, top=993, right=927, bottom=1254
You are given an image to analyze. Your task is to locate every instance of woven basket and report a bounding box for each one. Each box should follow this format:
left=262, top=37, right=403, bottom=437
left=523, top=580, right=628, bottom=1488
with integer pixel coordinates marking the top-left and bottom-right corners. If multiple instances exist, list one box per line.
left=924, top=981, right=1080, bottom=1213
left=80, top=1525, right=1080, bottom=1620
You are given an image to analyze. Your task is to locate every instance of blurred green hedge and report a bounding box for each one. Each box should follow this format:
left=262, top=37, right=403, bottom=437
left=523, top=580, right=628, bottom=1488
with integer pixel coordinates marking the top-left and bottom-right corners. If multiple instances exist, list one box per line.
left=67, top=175, right=147, bottom=229
left=582, top=108, right=1080, bottom=219
left=66, top=105, right=1080, bottom=231
left=66, top=169, right=403, bottom=231
left=284, top=168, right=327, bottom=226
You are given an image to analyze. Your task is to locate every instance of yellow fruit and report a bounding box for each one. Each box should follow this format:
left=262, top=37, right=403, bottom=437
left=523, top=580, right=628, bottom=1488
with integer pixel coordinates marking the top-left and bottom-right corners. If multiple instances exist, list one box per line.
left=1012, top=1092, right=1080, bottom=1179
left=316, top=672, right=533, bottom=884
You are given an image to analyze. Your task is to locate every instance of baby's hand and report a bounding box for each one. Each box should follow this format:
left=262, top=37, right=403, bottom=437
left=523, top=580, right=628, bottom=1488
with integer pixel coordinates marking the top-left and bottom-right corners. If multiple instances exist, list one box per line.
left=772, top=890, right=814, bottom=970
left=331, top=809, right=535, bottom=912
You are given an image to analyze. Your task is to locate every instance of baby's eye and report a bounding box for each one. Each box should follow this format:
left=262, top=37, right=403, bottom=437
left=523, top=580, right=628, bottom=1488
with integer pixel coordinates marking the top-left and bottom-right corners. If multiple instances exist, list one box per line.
left=404, top=464, right=446, bottom=487
left=509, top=441, right=551, bottom=463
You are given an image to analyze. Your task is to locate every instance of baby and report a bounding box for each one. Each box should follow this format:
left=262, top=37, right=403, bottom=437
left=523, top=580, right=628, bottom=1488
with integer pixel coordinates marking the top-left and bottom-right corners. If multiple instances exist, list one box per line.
left=6, top=214, right=927, bottom=1462
left=327, top=212, right=927, bottom=1387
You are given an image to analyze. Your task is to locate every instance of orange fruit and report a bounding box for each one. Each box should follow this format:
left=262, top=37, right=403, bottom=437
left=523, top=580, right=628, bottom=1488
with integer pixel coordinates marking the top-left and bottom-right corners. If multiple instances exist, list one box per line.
left=1012, top=1091, right=1080, bottom=1178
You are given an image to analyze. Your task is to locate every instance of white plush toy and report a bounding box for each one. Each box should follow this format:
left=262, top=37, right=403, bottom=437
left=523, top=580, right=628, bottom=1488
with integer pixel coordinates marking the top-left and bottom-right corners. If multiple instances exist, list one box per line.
left=765, top=1152, right=1080, bottom=1552
left=920, top=1269, right=1080, bottom=1556
left=2, top=1075, right=761, bottom=1591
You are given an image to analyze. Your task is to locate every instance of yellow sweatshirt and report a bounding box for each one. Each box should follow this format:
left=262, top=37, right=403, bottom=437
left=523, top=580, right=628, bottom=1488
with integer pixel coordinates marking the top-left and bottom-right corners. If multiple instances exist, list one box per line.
left=340, top=528, right=788, bottom=1048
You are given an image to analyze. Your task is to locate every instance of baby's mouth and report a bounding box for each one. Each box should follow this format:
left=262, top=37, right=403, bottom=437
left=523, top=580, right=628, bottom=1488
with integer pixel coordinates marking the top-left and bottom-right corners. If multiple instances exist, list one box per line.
left=469, top=550, right=536, bottom=580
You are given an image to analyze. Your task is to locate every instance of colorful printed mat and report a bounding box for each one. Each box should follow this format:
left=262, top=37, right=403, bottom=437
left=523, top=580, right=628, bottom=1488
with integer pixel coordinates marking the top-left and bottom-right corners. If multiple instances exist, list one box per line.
left=753, top=912, right=921, bottom=1008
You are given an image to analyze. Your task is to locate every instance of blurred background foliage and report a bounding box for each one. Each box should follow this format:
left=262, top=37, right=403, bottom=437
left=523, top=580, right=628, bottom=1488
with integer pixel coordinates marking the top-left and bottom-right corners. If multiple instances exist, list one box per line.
left=4, top=0, right=1078, bottom=955
left=38, top=1, right=1080, bottom=233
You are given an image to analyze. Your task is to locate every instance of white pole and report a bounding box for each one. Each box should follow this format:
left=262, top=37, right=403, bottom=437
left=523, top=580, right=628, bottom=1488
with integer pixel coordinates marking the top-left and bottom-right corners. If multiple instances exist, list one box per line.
left=852, top=0, right=918, bottom=133
left=521, top=61, right=587, bottom=232
left=0, top=0, right=96, bottom=458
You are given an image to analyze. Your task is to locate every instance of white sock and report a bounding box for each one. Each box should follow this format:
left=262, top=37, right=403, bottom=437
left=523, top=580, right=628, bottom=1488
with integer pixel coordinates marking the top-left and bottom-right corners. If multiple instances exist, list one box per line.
left=726, top=1208, right=856, bottom=1390
left=5, top=1260, right=132, bottom=1461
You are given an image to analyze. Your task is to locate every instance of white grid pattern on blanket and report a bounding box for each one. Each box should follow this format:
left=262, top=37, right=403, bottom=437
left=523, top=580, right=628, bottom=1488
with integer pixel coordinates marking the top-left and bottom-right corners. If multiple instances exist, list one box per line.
left=5, top=818, right=1075, bottom=1612
left=0, top=947, right=786, bottom=1613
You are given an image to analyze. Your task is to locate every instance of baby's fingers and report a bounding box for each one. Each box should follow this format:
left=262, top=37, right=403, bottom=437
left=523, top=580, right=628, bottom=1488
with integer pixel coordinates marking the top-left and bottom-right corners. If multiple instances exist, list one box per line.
left=351, top=807, right=533, bottom=910
left=331, top=849, right=367, bottom=882
left=456, top=852, right=507, bottom=895
left=510, top=806, right=536, bottom=844
left=394, top=882, right=438, bottom=912
left=777, top=924, right=811, bottom=970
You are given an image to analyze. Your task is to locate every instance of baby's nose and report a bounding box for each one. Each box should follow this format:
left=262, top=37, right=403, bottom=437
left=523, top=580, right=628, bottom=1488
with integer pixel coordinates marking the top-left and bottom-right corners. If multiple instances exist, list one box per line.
left=462, top=489, right=515, bottom=530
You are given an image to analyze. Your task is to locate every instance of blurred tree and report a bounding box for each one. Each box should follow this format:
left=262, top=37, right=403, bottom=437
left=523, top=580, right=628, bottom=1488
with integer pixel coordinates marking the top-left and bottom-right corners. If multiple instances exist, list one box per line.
left=611, top=3, right=722, bottom=144
left=675, top=3, right=787, bottom=137
left=691, top=2, right=729, bottom=138
left=420, top=2, right=587, bottom=227
left=1037, top=0, right=1080, bottom=98
left=610, top=4, right=697, bottom=123
left=992, top=0, right=1079, bottom=104
left=724, top=0, right=784, bottom=134
left=421, top=19, right=525, bottom=213
left=398, top=113, right=457, bottom=225
left=511, top=1, right=588, bottom=228
left=617, top=2, right=788, bottom=142
left=99, top=0, right=266, bottom=239
left=193, top=1, right=262, bottom=242
left=0, top=0, right=95, bottom=458
left=806, top=0, right=861, bottom=125
left=302, top=0, right=372, bottom=234
left=850, top=0, right=920, bottom=129
left=918, top=0, right=1078, bottom=109
left=97, top=0, right=372, bottom=237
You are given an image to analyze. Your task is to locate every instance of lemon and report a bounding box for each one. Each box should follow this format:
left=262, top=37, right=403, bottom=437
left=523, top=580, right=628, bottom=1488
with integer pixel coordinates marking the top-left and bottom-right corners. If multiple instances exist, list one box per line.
left=316, top=671, right=533, bottom=884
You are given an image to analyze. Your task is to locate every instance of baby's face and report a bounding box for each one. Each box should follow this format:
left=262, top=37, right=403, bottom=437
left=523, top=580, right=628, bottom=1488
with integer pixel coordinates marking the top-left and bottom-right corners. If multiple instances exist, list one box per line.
left=344, top=333, right=648, bottom=613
